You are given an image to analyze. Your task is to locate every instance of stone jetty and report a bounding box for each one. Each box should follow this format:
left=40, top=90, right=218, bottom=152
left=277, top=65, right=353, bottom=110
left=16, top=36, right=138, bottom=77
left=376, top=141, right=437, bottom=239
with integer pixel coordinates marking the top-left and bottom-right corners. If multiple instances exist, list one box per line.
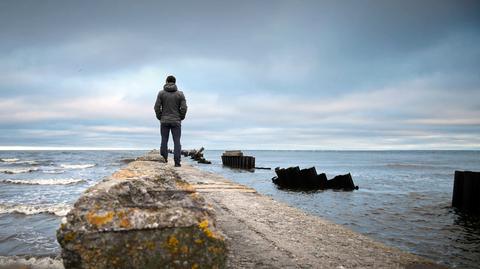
left=57, top=151, right=226, bottom=269
left=57, top=150, right=444, bottom=269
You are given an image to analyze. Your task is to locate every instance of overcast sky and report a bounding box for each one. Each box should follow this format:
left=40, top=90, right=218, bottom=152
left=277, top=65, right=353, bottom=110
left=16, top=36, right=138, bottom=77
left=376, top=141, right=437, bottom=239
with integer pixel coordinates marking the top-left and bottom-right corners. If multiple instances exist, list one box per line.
left=0, top=0, right=479, bottom=150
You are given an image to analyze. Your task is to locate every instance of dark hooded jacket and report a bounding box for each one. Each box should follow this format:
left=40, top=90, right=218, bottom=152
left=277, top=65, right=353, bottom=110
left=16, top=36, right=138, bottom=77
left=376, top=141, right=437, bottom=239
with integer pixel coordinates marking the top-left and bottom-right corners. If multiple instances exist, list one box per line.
left=154, top=82, right=188, bottom=123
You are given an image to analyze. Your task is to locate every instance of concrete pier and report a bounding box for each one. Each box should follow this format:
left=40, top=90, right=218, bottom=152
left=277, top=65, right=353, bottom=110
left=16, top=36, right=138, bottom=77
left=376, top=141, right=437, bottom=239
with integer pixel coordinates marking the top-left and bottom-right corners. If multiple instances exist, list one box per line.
left=174, top=161, right=444, bottom=269
left=57, top=151, right=445, bottom=268
left=57, top=155, right=226, bottom=269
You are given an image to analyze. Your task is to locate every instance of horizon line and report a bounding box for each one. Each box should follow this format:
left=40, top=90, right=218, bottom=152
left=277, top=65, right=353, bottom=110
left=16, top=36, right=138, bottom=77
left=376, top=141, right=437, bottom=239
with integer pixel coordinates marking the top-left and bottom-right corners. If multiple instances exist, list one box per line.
left=0, top=146, right=478, bottom=151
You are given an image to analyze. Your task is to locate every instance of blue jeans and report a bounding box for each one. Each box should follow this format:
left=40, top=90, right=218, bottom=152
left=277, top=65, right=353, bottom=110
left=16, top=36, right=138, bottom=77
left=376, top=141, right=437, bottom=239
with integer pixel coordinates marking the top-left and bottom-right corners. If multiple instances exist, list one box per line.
left=160, top=122, right=181, bottom=164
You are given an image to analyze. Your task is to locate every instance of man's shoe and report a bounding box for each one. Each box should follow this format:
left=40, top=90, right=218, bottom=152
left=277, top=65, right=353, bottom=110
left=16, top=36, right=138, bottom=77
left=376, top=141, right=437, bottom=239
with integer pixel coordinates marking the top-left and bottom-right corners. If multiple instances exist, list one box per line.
left=162, top=156, right=168, bottom=163
left=174, top=163, right=181, bottom=167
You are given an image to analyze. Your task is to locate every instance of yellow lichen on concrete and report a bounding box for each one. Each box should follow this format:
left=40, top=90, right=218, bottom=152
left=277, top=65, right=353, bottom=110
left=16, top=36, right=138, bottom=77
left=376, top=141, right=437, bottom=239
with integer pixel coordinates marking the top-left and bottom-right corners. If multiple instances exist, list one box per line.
left=208, top=246, right=224, bottom=254
left=64, top=231, right=76, bottom=242
left=198, top=219, right=209, bottom=230
left=180, top=245, right=189, bottom=254
left=86, top=211, right=114, bottom=227
left=112, top=169, right=137, bottom=179
left=198, top=219, right=220, bottom=239
left=165, top=235, right=179, bottom=254
left=168, top=236, right=179, bottom=247
left=190, top=192, right=201, bottom=200
left=146, top=241, right=155, bottom=251
left=116, top=210, right=131, bottom=229
left=175, top=180, right=196, bottom=192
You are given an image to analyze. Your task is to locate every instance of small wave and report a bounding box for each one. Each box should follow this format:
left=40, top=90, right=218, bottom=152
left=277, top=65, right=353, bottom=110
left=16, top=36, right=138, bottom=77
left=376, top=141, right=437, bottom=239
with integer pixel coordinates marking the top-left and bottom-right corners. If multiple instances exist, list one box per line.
left=17, top=160, right=40, bottom=165
left=42, top=169, right=65, bottom=174
left=0, top=158, right=38, bottom=165
left=0, top=256, right=64, bottom=269
left=0, top=203, right=72, bottom=217
left=60, top=163, right=96, bottom=169
left=385, top=163, right=440, bottom=169
left=0, top=178, right=86, bottom=185
left=1, top=167, right=39, bottom=174
left=0, top=158, right=20, bottom=162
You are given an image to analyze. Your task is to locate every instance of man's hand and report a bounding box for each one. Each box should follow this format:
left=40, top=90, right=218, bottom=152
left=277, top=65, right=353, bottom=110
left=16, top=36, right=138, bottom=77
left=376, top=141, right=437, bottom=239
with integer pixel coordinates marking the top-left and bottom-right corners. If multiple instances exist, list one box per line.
left=154, top=91, right=163, bottom=121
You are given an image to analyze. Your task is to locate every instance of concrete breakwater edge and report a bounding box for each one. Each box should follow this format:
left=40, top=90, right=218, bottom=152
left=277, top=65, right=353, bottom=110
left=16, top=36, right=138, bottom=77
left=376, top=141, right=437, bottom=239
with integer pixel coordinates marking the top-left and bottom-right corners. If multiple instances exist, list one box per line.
left=5, top=150, right=446, bottom=269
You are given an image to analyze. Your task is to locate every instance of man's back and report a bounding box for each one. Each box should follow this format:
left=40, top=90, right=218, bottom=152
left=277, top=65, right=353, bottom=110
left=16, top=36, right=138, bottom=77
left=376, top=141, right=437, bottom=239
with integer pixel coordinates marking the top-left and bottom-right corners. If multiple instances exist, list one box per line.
left=154, top=82, right=187, bottom=123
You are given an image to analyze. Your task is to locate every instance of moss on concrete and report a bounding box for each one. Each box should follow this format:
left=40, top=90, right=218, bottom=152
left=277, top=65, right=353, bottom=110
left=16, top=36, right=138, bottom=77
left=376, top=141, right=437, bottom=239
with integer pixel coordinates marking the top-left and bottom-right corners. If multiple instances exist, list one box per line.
left=57, top=151, right=226, bottom=269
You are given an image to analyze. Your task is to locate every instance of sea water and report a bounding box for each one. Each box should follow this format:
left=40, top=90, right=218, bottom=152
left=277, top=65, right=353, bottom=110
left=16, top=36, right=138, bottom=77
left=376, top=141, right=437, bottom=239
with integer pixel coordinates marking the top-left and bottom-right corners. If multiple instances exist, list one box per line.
left=190, top=150, right=480, bottom=268
left=0, top=150, right=479, bottom=268
left=0, top=150, right=145, bottom=261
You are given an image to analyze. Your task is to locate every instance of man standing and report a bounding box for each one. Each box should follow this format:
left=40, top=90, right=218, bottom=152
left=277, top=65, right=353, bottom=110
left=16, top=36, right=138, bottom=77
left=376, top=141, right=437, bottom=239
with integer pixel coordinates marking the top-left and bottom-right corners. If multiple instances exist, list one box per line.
left=154, top=75, right=188, bottom=167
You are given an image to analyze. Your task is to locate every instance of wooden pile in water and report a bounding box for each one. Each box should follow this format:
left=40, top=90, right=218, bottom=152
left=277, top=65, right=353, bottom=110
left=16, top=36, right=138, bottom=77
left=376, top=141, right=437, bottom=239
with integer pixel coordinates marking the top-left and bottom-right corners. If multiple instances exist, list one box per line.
left=272, top=166, right=358, bottom=191
left=221, top=150, right=255, bottom=170
left=452, top=170, right=480, bottom=214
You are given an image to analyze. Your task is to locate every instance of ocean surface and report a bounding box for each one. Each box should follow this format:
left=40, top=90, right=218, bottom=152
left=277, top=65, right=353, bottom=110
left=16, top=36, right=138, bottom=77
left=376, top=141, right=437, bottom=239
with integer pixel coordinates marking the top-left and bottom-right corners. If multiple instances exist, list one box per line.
left=0, top=150, right=479, bottom=268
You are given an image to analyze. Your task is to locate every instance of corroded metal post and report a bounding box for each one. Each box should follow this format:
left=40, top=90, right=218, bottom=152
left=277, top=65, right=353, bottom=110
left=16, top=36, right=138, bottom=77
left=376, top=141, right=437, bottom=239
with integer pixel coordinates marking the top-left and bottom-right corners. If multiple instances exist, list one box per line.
left=221, top=151, right=255, bottom=170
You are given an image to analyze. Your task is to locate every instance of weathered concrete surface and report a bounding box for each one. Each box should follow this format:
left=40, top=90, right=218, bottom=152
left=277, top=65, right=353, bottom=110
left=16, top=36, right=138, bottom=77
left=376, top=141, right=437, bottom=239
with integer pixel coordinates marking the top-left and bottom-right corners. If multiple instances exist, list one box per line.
left=57, top=159, right=226, bottom=269
left=135, top=149, right=165, bottom=162
left=173, top=162, right=446, bottom=269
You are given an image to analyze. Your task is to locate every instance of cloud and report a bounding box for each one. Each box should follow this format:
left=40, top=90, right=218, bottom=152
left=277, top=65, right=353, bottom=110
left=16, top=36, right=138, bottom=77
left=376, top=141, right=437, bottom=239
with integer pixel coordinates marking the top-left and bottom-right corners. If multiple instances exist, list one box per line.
left=0, top=0, right=479, bottom=149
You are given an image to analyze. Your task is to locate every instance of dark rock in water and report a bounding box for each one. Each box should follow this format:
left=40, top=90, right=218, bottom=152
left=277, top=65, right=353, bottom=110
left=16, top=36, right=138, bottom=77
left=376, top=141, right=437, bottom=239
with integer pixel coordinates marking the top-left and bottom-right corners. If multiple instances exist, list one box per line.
left=299, top=167, right=318, bottom=188
left=326, top=173, right=358, bottom=190
left=197, top=158, right=212, bottom=164
left=316, top=173, right=328, bottom=189
left=182, top=147, right=212, bottom=165
left=57, top=150, right=226, bottom=269
left=285, top=166, right=301, bottom=187
left=190, top=147, right=205, bottom=160
left=273, top=166, right=357, bottom=191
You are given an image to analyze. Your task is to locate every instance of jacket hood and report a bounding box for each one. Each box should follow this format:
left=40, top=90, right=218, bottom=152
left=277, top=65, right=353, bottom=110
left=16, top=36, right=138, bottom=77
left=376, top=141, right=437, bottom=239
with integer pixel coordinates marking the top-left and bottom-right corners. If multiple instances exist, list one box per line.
left=164, top=82, right=178, bottom=92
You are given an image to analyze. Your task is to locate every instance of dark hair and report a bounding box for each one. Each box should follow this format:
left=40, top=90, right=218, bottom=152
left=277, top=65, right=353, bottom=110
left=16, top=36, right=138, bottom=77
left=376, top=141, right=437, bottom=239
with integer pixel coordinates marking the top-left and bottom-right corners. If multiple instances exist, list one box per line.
left=166, top=75, right=176, bottom=83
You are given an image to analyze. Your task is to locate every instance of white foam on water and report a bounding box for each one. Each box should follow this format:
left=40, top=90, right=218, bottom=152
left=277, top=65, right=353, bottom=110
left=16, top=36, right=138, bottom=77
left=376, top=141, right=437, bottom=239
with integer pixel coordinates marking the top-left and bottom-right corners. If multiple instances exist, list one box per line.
left=0, top=158, right=39, bottom=165
left=0, top=178, right=86, bottom=185
left=0, top=256, right=64, bottom=269
left=1, top=167, right=39, bottom=174
left=0, top=203, right=72, bottom=217
left=17, top=160, right=40, bottom=165
left=59, top=164, right=96, bottom=169
left=42, top=170, right=65, bottom=174
left=0, top=158, right=20, bottom=162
